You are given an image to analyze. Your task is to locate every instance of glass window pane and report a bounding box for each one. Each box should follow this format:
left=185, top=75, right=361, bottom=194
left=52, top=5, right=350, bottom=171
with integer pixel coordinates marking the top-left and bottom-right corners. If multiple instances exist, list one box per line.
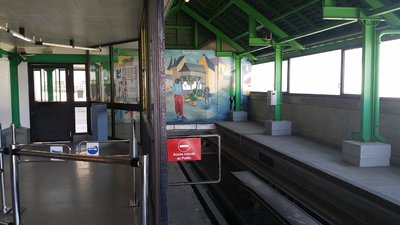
left=282, top=61, right=288, bottom=92
left=114, top=110, right=140, bottom=140
left=75, top=107, right=88, bottom=133
left=52, top=69, right=67, bottom=102
left=343, top=48, right=362, bottom=94
left=34, top=68, right=67, bottom=102
left=290, top=50, right=341, bottom=95
left=90, top=63, right=111, bottom=102
left=34, top=69, right=44, bottom=102
left=74, top=65, right=87, bottom=102
left=250, top=60, right=288, bottom=93
left=380, top=39, right=400, bottom=98
left=250, top=62, right=274, bottom=92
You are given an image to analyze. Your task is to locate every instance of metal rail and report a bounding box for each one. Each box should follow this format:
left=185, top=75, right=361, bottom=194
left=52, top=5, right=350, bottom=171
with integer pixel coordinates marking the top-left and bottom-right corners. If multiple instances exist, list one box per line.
left=77, top=139, right=130, bottom=154
left=130, top=125, right=139, bottom=207
left=19, top=143, right=72, bottom=153
left=168, top=134, right=221, bottom=186
left=0, top=124, right=11, bottom=214
left=7, top=123, right=148, bottom=225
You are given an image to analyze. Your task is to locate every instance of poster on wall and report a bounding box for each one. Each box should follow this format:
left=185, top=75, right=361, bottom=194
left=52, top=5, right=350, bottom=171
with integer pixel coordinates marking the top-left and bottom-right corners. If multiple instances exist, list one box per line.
left=165, top=50, right=234, bottom=123
left=114, top=51, right=139, bottom=104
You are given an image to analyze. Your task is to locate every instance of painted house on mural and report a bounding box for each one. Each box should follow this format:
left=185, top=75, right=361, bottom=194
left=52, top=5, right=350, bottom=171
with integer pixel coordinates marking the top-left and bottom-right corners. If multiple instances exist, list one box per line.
left=165, top=54, right=216, bottom=93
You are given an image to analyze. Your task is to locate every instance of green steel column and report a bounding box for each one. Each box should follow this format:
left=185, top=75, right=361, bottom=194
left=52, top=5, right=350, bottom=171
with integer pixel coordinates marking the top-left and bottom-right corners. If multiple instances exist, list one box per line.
left=235, top=56, right=242, bottom=111
left=46, top=69, right=54, bottom=102
left=9, top=55, right=22, bottom=128
left=360, top=20, right=377, bottom=142
left=274, top=44, right=283, bottom=121
left=372, top=38, right=384, bottom=142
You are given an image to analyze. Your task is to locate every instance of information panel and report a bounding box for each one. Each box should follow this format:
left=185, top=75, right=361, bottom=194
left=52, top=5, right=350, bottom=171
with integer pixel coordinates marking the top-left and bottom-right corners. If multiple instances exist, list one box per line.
left=167, top=138, right=201, bottom=162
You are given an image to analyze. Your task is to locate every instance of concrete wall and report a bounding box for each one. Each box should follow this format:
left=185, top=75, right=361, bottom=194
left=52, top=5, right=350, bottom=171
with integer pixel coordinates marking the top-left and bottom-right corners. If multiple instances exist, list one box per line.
left=0, top=58, right=12, bottom=127
left=248, top=92, right=400, bottom=166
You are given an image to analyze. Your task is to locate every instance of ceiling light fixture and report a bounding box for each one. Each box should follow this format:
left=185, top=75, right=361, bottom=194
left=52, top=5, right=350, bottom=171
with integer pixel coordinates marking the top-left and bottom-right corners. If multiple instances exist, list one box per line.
left=42, top=42, right=73, bottom=49
left=10, top=31, right=34, bottom=43
left=73, top=46, right=102, bottom=51
left=0, top=23, right=101, bottom=52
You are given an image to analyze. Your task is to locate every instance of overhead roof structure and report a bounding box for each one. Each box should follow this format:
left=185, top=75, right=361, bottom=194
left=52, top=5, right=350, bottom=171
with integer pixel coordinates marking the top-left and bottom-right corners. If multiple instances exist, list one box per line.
left=165, top=0, right=400, bottom=63
left=0, top=0, right=144, bottom=48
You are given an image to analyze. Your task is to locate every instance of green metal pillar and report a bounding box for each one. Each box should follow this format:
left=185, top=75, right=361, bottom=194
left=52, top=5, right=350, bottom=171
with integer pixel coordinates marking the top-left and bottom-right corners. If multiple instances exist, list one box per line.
left=360, top=19, right=378, bottom=142
left=235, top=56, right=241, bottom=111
left=9, top=55, right=22, bottom=128
left=46, top=69, right=54, bottom=101
left=274, top=44, right=283, bottom=121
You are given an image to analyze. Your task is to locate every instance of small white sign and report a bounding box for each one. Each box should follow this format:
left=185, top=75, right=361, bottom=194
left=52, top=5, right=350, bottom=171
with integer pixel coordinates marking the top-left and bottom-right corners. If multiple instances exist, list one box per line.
left=86, top=142, right=100, bottom=156
left=50, top=146, right=64, bottom=161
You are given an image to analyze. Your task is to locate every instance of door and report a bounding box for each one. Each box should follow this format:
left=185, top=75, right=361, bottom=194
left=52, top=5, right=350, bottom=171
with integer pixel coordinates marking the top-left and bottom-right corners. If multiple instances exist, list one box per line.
left=29, top=65, right=73, bottom=142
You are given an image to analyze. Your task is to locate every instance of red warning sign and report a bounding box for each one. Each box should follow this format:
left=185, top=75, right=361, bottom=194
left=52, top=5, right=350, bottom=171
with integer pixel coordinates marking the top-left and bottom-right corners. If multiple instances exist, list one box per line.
left=167, top=138, right=202, bottom=162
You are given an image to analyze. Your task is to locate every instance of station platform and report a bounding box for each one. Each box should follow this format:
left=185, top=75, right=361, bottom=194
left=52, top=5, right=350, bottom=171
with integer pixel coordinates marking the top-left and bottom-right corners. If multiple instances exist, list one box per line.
left=216, top=121, right=400, bottom=224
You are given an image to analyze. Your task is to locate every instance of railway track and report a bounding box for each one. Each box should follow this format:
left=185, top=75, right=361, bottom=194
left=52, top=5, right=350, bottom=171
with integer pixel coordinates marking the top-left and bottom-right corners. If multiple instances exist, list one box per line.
left=177, top=138, right=334, bottom=225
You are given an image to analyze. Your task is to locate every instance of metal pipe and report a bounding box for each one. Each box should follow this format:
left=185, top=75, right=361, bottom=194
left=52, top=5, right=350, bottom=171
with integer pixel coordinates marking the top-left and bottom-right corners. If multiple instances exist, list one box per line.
left=19, top=143, right=72, bottom=153
left=141, top=154, right=149, bottom=225
left=17, top=149, right=136, bottom=166
left=0, top=124, right=10, bottom=214
left=10, top=124, right=21, bottom=225
left=130, top=125, right=139, bottom=207
left=0, top=124, right=9, bottom=214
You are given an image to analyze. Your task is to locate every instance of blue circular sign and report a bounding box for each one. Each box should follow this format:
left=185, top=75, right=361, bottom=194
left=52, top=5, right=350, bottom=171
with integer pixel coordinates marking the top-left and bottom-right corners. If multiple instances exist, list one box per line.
left=88, top=146, right=99, bottom=155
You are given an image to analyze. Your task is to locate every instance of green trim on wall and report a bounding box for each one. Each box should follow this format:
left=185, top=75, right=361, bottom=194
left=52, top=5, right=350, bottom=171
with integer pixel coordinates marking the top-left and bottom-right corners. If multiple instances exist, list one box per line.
left=25, top=54, right=110, bottom=64
left=9, top=54, right=22, bottom=128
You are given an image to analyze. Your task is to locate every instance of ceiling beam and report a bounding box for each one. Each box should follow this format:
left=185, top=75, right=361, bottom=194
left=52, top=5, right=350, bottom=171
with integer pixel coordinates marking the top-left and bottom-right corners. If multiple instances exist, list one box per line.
left=233, top=0, right=319, bottom=42
left=360, top=0, right=400, bottom=27
left=277, top=20, right=357, bottom=45
left=365, top=2, right=400, bottom=18
left=255, top=0, right=302, bottom=33
left=166, top=4, right=181, bottom=18
left=231, top=0, right=304, bottom=50
left=208, top=1, right=233, bottom=23
left=180, top=4, right=256, bottom=60
left=275, top=0, right=315, bottom=28
left=272, top=0, right=320, bottom=23
left=323, top=6, right=365, bottom=20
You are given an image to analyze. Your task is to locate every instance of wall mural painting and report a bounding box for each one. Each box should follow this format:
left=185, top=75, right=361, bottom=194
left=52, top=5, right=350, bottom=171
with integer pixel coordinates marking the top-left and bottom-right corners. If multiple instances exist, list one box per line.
left=165, top=50, right=234, bottom=122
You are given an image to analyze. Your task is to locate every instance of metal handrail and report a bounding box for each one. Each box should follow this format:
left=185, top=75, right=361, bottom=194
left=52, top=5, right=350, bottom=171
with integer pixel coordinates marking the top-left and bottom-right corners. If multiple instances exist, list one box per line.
left=8, top=124, right=148, bottom=225
left=19, top=143, right=72, bottom=153
left=0, top=124, right=11, bottom=214
left=168, top=134, right=222, bottom=186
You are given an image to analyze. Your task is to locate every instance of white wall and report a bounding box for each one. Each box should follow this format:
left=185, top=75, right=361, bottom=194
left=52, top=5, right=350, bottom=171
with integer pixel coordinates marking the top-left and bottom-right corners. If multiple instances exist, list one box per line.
left=18, top=62, right=30, bottom=128
left=0, top=57, right=12, bottom=128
